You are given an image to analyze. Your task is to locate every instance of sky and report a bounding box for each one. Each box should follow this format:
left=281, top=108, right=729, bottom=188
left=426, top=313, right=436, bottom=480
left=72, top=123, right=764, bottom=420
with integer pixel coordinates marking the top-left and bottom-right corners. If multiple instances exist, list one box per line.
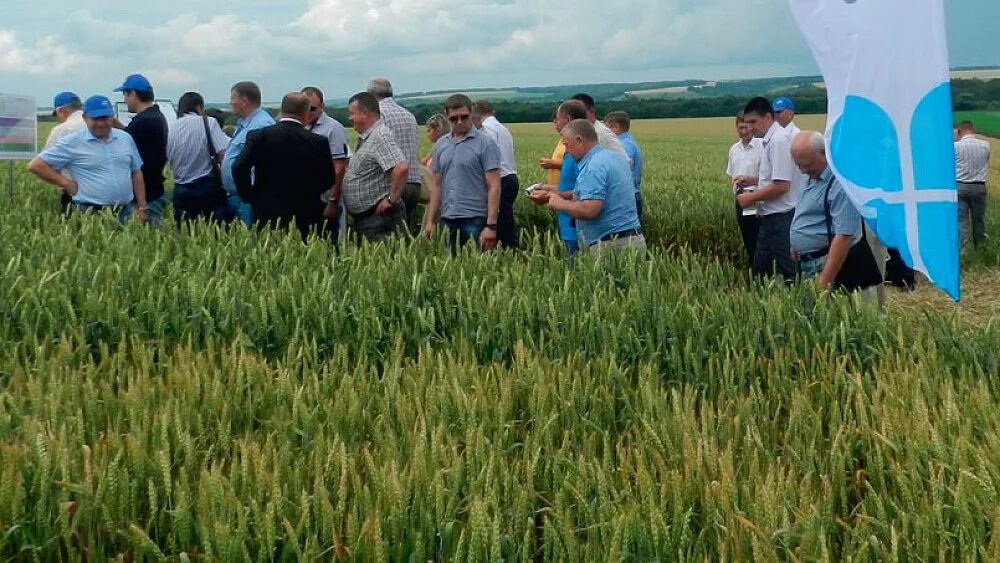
left=2, top=0, right=998, bottom=105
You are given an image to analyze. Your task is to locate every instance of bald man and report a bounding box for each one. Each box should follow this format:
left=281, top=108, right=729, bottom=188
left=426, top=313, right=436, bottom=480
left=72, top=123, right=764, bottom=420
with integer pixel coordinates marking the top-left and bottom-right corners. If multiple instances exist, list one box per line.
left=789, top=131, right=881, bottom=294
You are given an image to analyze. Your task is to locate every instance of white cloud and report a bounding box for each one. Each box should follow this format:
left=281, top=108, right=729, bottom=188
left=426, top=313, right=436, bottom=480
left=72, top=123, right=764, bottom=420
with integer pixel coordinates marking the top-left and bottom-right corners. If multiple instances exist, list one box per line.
left=0, top=31, right=78, bottom=75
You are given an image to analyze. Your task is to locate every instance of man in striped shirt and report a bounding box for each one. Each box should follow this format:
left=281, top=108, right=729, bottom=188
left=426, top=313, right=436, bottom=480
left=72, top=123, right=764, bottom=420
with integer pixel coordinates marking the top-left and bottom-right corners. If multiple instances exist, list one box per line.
left=954, top=121, right=991, bottom=249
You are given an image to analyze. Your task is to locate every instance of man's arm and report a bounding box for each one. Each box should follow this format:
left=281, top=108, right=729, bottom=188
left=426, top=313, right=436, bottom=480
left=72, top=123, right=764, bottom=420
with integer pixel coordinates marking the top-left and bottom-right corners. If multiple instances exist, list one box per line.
left=422, top=170, right=441, bottom=238
left=131, top=170, right=148, bottom=222
left=737, top=180, right=790, bottom=208
left=546, top=197, right=602, bottom=220
left=478, top=169, right=501, bottom=250
left=817, top=234, right=853, bottom=289
left=331, top=159, right=347, bottom=201
left=27, top=157, right=76, bottom=194
left=232, top=132, right=259, bottom=202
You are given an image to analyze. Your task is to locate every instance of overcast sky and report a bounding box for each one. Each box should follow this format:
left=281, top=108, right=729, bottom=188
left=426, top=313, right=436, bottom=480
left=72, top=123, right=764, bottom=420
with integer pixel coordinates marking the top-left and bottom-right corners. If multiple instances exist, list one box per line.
left=2, top=0, right=997, bottom=105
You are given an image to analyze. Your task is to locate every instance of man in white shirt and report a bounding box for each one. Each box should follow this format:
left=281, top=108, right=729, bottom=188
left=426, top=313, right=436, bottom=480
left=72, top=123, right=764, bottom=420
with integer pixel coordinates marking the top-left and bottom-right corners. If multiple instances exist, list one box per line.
left=473, top=99, right=520, bottom=249
left=954, top=120, right=991, bottom=249
left=737, top=97, right=799, bottom=280
left=773, top=97, right=800, bottom=138
left=727, top=111, right=763, bottom=264
left=167, top=91, right=233, bottom=223
left=569, top=93, right=630, bottom=162
left=45, top=92, right=87, bottom=210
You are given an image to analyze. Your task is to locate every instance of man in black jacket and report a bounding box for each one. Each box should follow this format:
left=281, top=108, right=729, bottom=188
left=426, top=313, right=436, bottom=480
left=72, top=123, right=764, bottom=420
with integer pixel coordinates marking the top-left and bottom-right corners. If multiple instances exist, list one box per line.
left=233, top=93, right=335, bottom=240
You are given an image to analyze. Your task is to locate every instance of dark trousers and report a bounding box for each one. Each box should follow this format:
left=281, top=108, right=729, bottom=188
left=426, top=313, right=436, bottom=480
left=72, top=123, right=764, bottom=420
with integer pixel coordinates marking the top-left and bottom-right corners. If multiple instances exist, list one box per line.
left=752, top=210, right=796, bottom=281
left=958, top=182, right=987, bottom=247
left=402, top=182, right=422, bottom=233
left=885, top=248, right=916, bottom=289
left=735, top=202, right=760, bottom=265
left=173, top=176, right=235, bottom=224
left=635, top=192, right=644, bottom=221
left=350, top=204, right=405, bottom=243
left=498, top=175, right=520, bottom=249
left=442, top=217, right=486, bottom=253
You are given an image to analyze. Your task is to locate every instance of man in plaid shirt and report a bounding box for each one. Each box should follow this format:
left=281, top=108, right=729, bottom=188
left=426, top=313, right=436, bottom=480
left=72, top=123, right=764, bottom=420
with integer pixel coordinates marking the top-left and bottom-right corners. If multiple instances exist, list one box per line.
left=340, top=92, right=410, bottom=242
left=368, top=78, right=422, bottom=230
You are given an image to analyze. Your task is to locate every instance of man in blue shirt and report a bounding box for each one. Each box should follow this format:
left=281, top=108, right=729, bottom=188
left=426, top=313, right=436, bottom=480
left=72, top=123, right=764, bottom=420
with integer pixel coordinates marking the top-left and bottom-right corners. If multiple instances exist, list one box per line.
left=28, top=95, right=148, bottom=223
left=223, top=81, right=276, bottom=225
left=422, top=94, right=501, bottom=252
left=529, top=119, right=643, bottom=257
left=603, top=111, right=643, bottom=217
left=789, top=131, right=881, bottom=293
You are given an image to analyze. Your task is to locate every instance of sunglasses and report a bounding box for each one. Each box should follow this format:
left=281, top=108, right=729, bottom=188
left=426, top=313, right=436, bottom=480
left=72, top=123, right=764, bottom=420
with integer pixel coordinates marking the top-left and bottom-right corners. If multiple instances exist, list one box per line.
left=448, top=114, right=471, bottom=123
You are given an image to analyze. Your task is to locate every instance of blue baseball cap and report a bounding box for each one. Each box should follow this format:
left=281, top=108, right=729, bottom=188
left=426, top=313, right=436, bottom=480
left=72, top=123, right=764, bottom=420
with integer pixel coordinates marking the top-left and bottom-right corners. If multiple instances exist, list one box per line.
left=82, top=95, right=115, bottom=118
left=772, top=97, right=795, bottom=113
left=113, top=73, right=153, bottom=93
left=51, top=91, right=81, bottom=116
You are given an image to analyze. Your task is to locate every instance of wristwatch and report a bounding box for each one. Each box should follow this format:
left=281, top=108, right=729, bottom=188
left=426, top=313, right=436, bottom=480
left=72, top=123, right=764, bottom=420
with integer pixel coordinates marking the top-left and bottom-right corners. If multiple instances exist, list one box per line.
left=484, top=223, right=498, bottom=231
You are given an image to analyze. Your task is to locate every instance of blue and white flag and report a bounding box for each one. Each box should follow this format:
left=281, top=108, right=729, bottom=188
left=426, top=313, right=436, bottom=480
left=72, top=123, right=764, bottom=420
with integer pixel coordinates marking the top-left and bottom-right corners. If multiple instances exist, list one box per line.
left=790, top=0, right=960, bottom=300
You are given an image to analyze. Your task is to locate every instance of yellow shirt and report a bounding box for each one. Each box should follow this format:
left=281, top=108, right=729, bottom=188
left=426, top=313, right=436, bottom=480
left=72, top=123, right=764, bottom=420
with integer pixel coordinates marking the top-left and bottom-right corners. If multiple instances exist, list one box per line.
left=547, top=140, right=565, bottom=186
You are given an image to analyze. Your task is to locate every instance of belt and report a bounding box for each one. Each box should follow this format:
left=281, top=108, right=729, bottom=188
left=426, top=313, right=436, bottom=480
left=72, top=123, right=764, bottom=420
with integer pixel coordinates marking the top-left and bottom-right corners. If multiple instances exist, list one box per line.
left=958, top=181, right=986, bottom=186
left=799, top=247, right=829, bottom=262
left=598, top=228, right=642, bottom=243
left=73, top=202, right=127, bottom=212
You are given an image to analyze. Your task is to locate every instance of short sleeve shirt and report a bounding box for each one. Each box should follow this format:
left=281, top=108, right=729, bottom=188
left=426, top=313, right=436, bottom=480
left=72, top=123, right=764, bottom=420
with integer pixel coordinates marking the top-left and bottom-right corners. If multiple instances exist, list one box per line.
left=222, top=108, right=276, bottom=195
left=39, top=128, right=143, bottom=206
left=618, top=132, right=643, bottom=191
left=726, top=138, right=762, bottom=192
left=167, top=113, right=231, bottom=185
left=790, top=167, right=862, bottom=254
left=378, top=97, right=421, bottom=184
left=342, top=121, right=406, bottom=214
left=430, top=127, right=501, bottom=220
left=481, top=116, right=517, bottom=177
left=308, top=112, right=351, bottom=160
left=757, top=122, right=799, bottom=215
left=125, top=105, right=169, bottom=201
left=556, top=153, right=579, bottom=242
left=574, top=146, right=641, bottom=244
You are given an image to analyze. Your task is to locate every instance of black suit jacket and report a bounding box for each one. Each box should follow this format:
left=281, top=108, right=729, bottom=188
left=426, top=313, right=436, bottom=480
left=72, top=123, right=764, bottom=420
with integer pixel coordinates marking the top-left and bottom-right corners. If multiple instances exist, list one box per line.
left=233, top=120, right=334, bottom=237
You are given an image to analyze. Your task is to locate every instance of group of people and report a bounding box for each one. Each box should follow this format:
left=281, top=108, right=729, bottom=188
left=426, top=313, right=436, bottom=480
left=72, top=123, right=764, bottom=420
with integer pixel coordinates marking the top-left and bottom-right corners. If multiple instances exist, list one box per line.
left=28, top=75, right=648, bottom=257
left=727, top=96, right=992, bottom=295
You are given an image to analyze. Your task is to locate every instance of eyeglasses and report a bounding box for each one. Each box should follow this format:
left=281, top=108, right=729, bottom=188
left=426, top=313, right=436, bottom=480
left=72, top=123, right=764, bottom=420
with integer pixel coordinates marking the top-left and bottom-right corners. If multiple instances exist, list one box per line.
left=448, top=114, right=470, bottom=123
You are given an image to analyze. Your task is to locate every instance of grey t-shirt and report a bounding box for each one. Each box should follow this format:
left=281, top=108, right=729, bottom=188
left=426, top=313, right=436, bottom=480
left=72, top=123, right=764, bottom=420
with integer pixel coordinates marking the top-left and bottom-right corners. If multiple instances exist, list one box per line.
left=430, top=127, right=501, bottom=219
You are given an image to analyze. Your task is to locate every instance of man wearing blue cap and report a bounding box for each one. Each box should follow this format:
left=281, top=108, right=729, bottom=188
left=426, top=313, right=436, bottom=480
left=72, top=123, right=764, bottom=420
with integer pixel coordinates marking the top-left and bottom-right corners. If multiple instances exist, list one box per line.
left=44, top=92, right=87, bottom=211
left=28, top=95, right=148, bottom=223
left=773, top=97, right=800, bottom=139
left=114, top=74, right=168, bottom=226
left=223, top=81, right=276, bottom=225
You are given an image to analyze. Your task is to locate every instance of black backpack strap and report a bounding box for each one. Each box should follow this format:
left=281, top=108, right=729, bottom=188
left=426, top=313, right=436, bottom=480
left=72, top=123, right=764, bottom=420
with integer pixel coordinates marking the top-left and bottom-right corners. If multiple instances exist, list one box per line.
left=202, top=116, right=217, bottom=161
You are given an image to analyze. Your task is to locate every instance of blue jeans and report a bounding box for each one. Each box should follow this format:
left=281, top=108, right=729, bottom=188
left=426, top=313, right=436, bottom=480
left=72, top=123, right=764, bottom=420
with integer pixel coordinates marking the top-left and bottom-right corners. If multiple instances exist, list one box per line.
left=119, top=196, right=167, bottom=226
left=173, top=176, right=235, bottom=224
left=441, top=217, right=486, bottom=253
left=227, top=193, right=253, bottom=226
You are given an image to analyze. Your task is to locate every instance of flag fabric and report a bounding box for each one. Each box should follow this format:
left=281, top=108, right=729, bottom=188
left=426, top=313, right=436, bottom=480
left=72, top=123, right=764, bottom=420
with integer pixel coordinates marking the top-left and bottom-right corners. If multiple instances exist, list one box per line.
left=789, top=0, right=960, bottom=300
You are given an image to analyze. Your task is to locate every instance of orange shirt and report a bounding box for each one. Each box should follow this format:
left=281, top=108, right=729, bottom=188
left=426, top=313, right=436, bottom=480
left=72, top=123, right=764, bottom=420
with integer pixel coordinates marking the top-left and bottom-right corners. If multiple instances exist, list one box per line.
left=547, top=140, right=565, bottom=186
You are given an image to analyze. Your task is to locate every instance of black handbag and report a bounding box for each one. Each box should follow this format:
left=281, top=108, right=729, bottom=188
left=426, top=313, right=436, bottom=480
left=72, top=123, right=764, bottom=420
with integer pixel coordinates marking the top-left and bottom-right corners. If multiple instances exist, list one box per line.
left=202, top=116, right=228, bottom=203
left=822, top=177, right=883, bottom=292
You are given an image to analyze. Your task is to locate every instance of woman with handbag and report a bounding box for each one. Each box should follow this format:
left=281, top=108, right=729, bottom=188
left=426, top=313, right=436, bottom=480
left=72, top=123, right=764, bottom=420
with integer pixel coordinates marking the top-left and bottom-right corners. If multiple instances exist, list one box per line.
left=166, top=92, right=235, bottom=225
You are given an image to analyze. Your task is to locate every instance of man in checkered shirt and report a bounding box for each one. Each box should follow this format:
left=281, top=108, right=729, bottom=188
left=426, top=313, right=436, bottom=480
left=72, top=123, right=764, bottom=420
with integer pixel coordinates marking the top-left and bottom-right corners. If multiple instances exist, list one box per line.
left=341, top=92, right=410, bottom=242
left=368, top=78, right=422, bottom=231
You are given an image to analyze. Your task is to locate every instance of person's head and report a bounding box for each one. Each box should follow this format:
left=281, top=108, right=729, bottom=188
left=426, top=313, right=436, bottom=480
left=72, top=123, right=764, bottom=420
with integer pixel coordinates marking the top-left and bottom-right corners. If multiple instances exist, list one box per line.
left=51, top=92, right=82, bottom=123
left=603, top=111, right=630, bottom=136
left=426, top=113, right=450, bottom=143
left=560, top=119, right=599, bottom=160
left=772, top=97, right=796, bottom=127
left=279, top=93, right=310, bottom=125
left=205, top=108, right=226, bottom=129
left=791, top=131, right=828, bottom=179
left=735, top=111, right=753, bottom=142
left=347, top=91, right=381, bottom=134
left=177, top=92, right=205, bottom=116
left=443, top=94, right=474, bottom=136
left=470, top=105, right=484, bottom=129
left=570, top=93, right=597, bottom=122
left=114, top=74, right=154, bottom=113
left=472, top=99, right=495, bottom=118
left=367, top=78, right=393, bottom=100
left=300, top=86, right=325, bottom=126
left=82, top=95, right=116, bottom=139
left=230, top=81, right=262, bottom=118
left=742, top=97, right=774, bottom=138
left=957, top=120, right=976, bottom=138
left=554, top=100, right=588, bottom=133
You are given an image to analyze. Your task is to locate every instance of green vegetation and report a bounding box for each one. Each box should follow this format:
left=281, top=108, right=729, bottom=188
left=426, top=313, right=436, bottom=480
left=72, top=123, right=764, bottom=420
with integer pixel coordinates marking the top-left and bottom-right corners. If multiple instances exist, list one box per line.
left=1, top=119, right=999, bottom=560
left=955, top=111, right=1000, bottom=138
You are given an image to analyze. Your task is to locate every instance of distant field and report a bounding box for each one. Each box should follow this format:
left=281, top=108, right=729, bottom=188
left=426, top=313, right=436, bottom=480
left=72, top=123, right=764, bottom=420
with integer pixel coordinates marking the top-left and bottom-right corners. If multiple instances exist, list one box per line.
left=954, top=111, right=1000, bottom=138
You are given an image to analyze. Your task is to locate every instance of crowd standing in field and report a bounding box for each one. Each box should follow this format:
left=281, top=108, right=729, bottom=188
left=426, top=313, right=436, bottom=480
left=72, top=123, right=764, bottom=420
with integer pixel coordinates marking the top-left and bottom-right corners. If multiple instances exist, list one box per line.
left=27, top=73, right=990, bottom=293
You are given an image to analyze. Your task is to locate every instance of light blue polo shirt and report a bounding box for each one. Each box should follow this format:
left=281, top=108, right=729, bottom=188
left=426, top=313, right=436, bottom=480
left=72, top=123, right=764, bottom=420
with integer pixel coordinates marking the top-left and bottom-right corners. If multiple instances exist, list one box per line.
left=618, top=132, right=643, bottom=192
left=790, top=167, right=863, bottom=254
left=39, top=128, right=143, bottom=206
left=574, top=145, right=641, bottom=245
left=222, top=107, right=276, bottom=196
left=557, top=154, right=579, bottom=242
left=430, top=127, right=501, bottom=219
